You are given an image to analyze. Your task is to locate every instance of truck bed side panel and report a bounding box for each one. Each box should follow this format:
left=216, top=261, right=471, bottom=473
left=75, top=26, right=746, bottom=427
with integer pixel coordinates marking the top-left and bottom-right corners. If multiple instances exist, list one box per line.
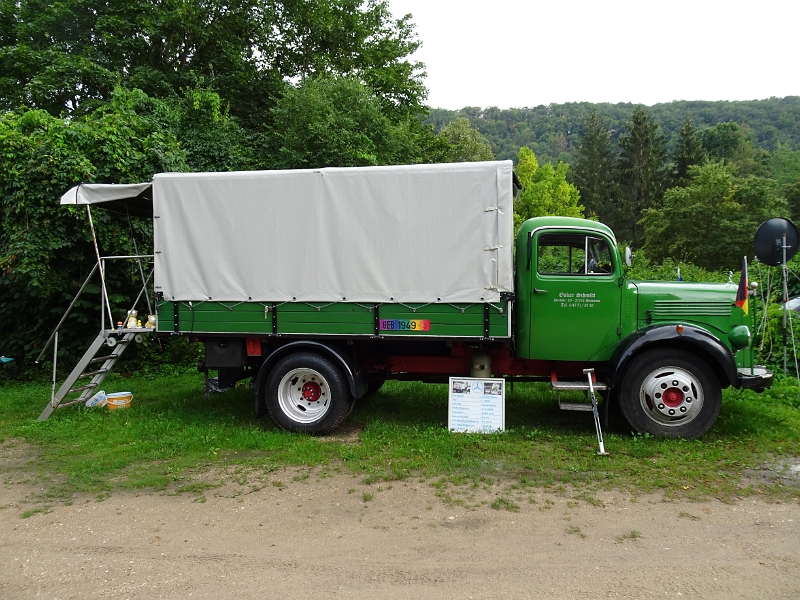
left=157, top=301, right=511, bottom=338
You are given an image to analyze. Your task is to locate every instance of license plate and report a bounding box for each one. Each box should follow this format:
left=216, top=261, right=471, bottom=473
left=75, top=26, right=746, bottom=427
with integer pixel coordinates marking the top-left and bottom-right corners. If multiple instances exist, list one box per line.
left=379, top=319, right=430, bottom=331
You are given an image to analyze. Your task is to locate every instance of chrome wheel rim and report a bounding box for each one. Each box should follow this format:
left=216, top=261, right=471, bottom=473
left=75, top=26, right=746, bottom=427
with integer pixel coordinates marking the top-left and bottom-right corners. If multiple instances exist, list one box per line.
left=276, top=368, right=331, bottom=424
left=639, top=365, right=704, bottom=426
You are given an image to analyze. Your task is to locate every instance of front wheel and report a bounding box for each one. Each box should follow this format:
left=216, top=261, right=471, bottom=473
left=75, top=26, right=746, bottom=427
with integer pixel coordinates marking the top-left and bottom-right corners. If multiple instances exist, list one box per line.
left=617, top=349, right=722, bottom=439
left=262, top=352, right=351, bottom=434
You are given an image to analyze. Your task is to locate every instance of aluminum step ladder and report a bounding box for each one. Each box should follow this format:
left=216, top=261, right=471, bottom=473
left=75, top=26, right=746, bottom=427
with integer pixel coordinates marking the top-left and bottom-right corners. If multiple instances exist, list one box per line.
left=552, top=370, right=610, bottom=456
left=37, top=330, right=146, bottom=421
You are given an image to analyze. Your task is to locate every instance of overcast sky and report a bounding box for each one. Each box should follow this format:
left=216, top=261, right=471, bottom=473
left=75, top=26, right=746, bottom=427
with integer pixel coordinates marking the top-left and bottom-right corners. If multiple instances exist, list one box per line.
left=386, top=0, right=800, bottom=109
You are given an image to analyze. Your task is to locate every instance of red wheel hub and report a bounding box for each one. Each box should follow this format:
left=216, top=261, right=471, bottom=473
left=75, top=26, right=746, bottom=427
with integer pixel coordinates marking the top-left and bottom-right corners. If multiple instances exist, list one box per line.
left=662, top=387, right=684, bottom=408
left=301, top=381, right=322, bottom=401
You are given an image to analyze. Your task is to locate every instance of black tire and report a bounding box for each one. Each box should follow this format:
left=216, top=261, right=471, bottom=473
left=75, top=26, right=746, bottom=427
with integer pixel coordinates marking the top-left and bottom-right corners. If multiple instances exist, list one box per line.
left=617, top=349, right=722, bottom=439
left=261, top=352, right=351, bottom=434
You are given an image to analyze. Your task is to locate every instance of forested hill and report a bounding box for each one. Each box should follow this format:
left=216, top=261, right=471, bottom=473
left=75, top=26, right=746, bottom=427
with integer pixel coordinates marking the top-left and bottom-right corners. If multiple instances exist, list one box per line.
left=427, top=97, right=800, bottom=164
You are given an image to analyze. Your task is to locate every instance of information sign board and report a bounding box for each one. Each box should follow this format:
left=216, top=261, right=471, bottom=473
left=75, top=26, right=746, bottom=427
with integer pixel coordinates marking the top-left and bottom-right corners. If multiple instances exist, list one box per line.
left=448, top=377, right=505, bottom=433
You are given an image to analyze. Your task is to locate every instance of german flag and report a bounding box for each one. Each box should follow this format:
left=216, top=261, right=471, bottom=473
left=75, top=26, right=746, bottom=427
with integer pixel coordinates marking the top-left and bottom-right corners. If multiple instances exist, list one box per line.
left=735, top=257, right=748, bottom=315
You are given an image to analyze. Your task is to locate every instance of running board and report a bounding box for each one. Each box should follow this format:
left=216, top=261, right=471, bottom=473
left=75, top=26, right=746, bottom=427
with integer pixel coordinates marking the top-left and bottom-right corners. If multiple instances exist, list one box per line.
left=552, top=380, right=607, bottom=412
left=552, top=381, right=608, bottom=392
left=558, top=401, right=594, bottom=412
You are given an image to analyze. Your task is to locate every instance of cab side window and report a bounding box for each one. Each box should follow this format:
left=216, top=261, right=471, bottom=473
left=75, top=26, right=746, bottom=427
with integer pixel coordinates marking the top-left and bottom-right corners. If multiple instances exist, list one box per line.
left=537, top=233, right=613, bottom=275
left=586, top=237, right=613, bottom=273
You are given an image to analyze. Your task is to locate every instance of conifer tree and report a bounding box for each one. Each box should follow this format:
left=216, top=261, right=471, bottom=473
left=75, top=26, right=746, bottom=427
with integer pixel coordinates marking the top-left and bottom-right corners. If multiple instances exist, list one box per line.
left=572, top=111, right=617, bottom=223
left=616, top=106, right=667, bottom=246
left=670, top=117, right=706, bottom=187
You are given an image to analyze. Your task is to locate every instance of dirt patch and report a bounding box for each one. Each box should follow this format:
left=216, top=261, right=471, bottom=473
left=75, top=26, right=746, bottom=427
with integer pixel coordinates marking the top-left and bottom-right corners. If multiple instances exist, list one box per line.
left=2, top=465, right=800, bottom=599
left=0, top=439, right=40, bottom=471
left=0, top=439, right=46, bottom=499
left=316, top=420, right=365, bottom=444
left=743, top=456, right=800, bottom=489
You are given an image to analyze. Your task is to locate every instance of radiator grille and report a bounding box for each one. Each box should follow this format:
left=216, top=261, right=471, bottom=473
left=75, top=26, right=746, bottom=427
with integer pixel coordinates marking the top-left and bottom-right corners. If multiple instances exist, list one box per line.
left=653, top=300, right=732, bottom=318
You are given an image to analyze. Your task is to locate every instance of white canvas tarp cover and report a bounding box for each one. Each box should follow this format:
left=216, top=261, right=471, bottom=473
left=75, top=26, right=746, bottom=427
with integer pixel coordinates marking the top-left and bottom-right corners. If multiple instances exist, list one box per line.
left=149, top=161, right=514, bottom=303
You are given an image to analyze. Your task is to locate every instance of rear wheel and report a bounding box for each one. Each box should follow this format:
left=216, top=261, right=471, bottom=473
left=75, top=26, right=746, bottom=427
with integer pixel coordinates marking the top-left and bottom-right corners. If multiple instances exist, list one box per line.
left=618, top=349, right=721, bottom=439
left=262, top=352, right=351, bottom=434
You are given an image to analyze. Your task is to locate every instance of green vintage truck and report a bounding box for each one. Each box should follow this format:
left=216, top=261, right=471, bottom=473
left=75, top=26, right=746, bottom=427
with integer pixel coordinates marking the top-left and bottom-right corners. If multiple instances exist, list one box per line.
left=49, top=161, right=771, bottom=438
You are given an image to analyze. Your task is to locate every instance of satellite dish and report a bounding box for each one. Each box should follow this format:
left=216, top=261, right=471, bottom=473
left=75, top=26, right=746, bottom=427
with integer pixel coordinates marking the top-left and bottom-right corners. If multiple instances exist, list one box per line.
left=754, top=218, right=799, bottom=266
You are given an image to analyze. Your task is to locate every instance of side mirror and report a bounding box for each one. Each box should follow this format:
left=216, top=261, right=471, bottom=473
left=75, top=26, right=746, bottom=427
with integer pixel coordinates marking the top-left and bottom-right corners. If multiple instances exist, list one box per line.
left=625, top=247, right=634, bottom=267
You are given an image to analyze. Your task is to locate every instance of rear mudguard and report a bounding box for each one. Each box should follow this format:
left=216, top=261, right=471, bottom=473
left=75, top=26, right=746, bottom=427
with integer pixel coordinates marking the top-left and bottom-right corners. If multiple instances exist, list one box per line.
left=260, top=341, right=368, bottom=399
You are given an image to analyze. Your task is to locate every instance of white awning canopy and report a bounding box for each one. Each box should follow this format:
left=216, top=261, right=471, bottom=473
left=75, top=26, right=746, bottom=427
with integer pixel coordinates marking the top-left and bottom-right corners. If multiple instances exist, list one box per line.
left=60, top=182, right=153, bottom=217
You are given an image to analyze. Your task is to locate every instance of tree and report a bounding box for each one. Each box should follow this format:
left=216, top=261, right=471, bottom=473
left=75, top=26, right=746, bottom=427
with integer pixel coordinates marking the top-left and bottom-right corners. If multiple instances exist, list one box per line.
left=670, top=116, right=706, bottom=187
left=700, top=121, right=769, bottom=177
left=267, top=75, right=437, bottom=169
left=640, top=162, right=788, bottom=270
left=616, top=106, right=667, bottom=245
left=572, top=111, right=617, bottom=223
left=699, top=121, right=742, bottom=162
left=0, top=0, right=427, bottom=128
left=437, top=117, right=494, bottom=162
left=428, top=97, right=800, bottom=171
left=514, top=147, right=584, bottom=232
left=785, top=177, right=800, bottom=225
left=169, top=86, right=256, bottom=172
left=770, top=143, right=800, bottom=186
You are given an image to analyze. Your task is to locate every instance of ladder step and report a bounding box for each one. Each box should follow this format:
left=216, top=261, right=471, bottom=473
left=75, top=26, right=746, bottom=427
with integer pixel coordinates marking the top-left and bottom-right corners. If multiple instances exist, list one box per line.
left=551, top=381, right=607, bottom=391
left=89, top=354, right=117, bottom=363
left=559, top=402, right=594, bottom=412
left=79, top=369, right=109, bottom=378
left=58, top=397, right=92, bottom=409
left=68, top=383, right=98, bottom=393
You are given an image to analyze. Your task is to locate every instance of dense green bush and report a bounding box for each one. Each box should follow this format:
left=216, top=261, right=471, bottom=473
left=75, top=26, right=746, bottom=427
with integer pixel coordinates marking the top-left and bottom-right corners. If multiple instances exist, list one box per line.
left=0, top=89, right=187, bottom=371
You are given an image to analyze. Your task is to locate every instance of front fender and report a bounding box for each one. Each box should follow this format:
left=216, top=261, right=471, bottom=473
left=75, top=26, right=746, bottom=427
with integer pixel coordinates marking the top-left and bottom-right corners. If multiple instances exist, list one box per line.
left=610, top=325, right=738, bottom=389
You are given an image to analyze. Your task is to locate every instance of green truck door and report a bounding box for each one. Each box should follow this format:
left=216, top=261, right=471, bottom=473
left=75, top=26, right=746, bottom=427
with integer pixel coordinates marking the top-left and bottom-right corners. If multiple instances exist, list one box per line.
left=528, top=230, right=621, bottom=361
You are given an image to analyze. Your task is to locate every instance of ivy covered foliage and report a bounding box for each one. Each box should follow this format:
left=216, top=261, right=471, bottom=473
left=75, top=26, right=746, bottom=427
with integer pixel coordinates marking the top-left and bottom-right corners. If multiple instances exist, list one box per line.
left=0, top=89, right=191, bottom=364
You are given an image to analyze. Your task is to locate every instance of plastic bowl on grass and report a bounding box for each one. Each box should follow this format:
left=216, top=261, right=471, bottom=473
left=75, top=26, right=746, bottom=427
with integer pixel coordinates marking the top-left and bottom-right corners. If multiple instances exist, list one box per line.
left=106, top=392, right=132, bottom=410
left=85, top=390, right=107, bottom=407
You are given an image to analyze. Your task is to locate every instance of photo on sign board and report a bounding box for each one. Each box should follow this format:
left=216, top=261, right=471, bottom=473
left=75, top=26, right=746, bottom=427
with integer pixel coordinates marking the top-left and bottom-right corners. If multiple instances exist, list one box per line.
left=452, top=380, right=470, bottom=394
left=484, top=382, right=502, bottom=396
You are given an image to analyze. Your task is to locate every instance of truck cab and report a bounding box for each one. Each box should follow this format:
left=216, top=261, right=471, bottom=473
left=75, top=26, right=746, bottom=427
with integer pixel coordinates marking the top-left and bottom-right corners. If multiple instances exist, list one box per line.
left=515, top=216, right=771, bottom=438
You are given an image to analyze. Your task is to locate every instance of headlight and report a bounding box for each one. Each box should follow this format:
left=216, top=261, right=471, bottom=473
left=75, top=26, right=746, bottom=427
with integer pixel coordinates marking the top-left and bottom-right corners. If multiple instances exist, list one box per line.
left=728, top=325, right=751, bottom=350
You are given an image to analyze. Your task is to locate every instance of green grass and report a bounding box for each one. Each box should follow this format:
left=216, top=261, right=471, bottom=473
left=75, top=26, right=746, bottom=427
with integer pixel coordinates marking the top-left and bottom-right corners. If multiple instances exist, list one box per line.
left=616, top=529, right=642, bottom=541
left=566, top=524, right=585, bottom=538
left=21, top=505, right=52, bottom=518
left=491, top=497, right=520, bottom=512
left=1, top=372, right=799, bottom=505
